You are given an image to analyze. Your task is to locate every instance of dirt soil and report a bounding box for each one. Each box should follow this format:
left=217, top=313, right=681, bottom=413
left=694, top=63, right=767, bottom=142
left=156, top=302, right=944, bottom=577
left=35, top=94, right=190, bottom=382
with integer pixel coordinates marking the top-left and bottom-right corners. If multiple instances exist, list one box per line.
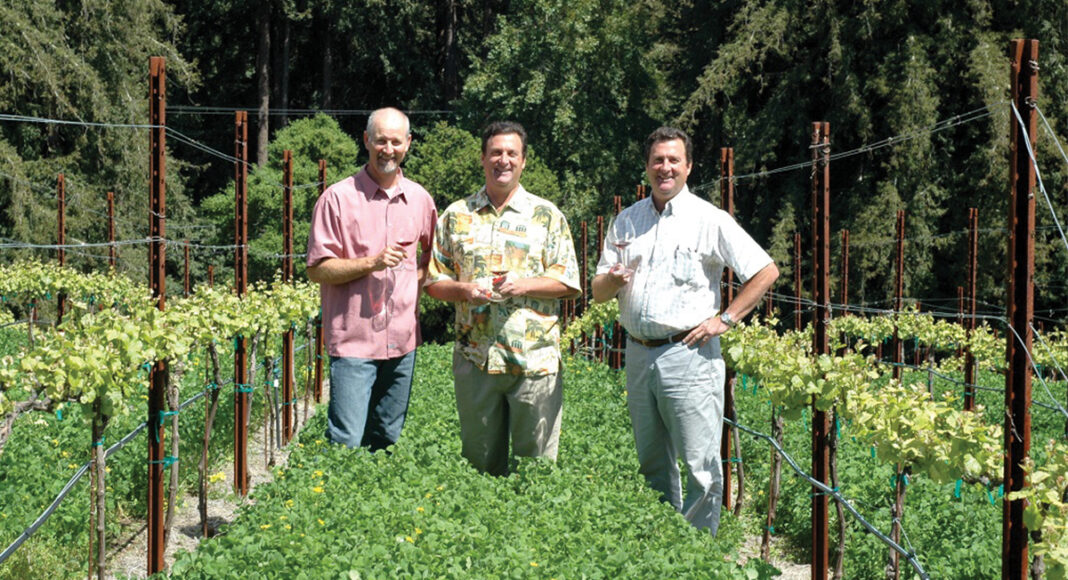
left=105, top=394, right=322, bottom=579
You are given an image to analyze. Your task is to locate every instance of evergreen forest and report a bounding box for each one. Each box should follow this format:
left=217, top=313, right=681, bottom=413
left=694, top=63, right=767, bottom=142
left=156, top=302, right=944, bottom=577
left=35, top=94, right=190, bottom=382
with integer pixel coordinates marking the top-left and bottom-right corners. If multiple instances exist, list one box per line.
left=2, top=0, right=1067, bottom=328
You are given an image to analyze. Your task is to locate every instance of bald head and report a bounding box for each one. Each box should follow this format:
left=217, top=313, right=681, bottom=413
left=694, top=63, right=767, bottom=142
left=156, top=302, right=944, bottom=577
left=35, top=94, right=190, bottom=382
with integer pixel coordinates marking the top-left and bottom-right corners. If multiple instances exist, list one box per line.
left=363, top=107, right=413, bottom=188
left=366, top=107, right=410, bottom=140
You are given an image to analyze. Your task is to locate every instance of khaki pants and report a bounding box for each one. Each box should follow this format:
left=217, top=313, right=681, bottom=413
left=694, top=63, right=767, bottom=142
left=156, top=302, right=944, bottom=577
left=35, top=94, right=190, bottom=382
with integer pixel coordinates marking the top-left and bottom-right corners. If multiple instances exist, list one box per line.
left=452, top=350, right=563, bottom=476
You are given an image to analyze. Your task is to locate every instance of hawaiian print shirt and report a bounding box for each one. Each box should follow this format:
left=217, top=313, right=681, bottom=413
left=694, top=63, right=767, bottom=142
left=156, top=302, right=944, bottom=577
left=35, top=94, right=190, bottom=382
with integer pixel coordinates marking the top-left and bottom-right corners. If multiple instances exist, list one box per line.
left=428, top=185, right=581, bottom=376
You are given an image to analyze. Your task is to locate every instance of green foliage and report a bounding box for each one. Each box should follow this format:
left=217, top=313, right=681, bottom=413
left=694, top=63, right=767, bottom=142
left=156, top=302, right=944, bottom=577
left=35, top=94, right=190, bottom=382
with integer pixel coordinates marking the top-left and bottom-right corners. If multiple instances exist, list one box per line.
left=201, top=115, right=361, bottom=284
left=459, top=0, right=672, bottom=219
left=0, top=0, right=197, bottom=276
left=170, top=344, right=776, bottom=578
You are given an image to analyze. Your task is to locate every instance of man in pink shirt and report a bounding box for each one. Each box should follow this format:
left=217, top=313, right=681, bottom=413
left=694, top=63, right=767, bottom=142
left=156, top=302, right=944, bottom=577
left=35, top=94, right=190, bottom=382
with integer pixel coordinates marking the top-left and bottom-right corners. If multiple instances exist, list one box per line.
left=306, top=107, right=437, bottom=450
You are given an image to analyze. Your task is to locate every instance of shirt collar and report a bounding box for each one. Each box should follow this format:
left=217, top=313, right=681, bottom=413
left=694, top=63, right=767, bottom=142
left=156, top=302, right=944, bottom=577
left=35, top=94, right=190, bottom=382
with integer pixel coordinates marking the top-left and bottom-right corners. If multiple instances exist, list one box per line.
left=356, top=165, right=407, bottom=201
left=659, top=185, right=693, bottom=217
left=470, top=184, right=531, bottom=214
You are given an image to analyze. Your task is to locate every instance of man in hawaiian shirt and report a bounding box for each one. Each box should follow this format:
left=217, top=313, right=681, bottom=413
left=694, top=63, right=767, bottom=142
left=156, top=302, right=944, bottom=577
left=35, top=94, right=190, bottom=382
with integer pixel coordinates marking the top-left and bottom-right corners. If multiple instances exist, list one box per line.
left=425, top=121, right=581, bottom=475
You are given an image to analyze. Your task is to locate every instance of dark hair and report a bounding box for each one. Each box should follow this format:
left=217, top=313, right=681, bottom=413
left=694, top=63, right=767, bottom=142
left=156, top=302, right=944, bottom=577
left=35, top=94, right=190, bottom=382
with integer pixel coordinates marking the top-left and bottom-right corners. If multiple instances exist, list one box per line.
left=481, top=121, right=528, bottom=156
left=644, top=126, right=692, bottom=164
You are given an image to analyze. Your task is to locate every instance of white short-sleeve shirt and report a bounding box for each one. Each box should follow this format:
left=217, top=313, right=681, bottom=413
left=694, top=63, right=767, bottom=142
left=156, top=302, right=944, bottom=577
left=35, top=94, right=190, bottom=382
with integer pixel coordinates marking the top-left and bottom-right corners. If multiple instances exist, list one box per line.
left=595, top=186, right=773, bottom=341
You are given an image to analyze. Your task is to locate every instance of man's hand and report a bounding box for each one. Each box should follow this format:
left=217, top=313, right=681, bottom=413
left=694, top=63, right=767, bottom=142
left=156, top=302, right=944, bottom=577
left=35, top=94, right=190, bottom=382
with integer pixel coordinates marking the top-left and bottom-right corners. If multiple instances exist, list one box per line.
left=682, top=315, right=732, bottom=347
left=464, top=283, right=492, bottom=305
left=373, top=245, right=407, bottom=270
left=493, top=272, right=532, bottom=299
left=607, top=263, right=632, bottom=285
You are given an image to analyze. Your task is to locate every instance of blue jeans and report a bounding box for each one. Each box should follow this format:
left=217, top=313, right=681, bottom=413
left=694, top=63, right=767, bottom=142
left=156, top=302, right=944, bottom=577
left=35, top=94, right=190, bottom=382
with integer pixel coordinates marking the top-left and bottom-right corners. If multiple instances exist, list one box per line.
left=327, top=351, right=416, bottom=450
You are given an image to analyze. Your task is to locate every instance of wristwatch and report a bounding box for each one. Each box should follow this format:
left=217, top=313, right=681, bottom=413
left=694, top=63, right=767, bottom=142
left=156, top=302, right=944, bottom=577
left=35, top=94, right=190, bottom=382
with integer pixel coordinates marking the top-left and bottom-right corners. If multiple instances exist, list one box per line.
left=719, top=312, right=736, bottom=328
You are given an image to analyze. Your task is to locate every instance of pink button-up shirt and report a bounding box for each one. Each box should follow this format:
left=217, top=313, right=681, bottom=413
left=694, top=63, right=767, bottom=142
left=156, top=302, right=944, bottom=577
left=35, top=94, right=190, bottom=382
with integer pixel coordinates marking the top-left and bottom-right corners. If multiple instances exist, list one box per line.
left=306, top=167, right=436, bottom=359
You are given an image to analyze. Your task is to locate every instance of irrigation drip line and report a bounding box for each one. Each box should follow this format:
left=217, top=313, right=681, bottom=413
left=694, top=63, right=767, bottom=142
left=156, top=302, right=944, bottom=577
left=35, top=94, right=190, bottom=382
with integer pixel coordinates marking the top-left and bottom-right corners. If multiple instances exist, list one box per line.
left=0, top=339, right=312, bottom=567
left=1012, top=102, right=1068, bottom=255
left=723, top=415, right=930, bottom=580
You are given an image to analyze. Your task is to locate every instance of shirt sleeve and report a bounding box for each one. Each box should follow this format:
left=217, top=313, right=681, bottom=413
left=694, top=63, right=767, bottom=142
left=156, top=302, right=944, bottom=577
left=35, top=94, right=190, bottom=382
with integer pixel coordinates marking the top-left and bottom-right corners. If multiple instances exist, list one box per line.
left=306, top=191, right=343, bottom=268
left=418, top=195, right=438, bottom=270
left=426, top=209, right=458, bottom=284
left=541, top=206, right=582, bottom=292
left=714, top=213, right=774, bottom=282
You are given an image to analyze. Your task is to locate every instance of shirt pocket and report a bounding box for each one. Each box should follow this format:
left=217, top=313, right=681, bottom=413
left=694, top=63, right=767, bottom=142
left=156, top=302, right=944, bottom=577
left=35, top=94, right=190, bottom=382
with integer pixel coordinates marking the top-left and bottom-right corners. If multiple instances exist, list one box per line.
left=670, top=248, right=704, bottom=287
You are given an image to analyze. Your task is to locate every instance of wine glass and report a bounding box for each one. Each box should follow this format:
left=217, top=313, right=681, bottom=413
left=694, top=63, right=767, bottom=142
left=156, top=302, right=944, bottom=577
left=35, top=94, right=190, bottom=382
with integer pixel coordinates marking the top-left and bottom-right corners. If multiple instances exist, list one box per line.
left=487, top=225, right=509, bottom=301
left=371, top=269, right=395, bottom=331
left=392, top=213, right=418, bottom=271
left=610, top=214, right=635, bottom=274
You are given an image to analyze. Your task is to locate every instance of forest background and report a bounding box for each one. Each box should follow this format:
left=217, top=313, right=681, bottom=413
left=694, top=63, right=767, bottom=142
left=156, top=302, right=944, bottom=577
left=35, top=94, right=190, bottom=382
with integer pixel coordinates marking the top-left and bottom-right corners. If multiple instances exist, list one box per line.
left=2, top=0, right=1067, bottom=340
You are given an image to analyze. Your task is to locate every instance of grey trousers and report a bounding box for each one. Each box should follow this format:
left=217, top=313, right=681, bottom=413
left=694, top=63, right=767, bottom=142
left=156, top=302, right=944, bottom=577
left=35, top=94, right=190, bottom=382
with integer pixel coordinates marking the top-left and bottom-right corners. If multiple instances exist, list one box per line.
left=452, top=350, right=563, bottom=476
left=625, top=338, right=725, bottom=534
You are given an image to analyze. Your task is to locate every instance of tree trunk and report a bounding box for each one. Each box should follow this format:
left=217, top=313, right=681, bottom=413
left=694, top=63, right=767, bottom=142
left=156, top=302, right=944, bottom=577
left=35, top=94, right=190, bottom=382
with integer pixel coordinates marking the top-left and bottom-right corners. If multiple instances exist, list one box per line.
left=831, top=409, right=846, bottom=580
left=163, top=363, right=182, bottom=549
left=199, top=343, right=224, bottom=538
left=90, top=400, right=109, bottom=580
left=255, top=0, right=271, bottom=167
left=441, top=0, right=459, bottom=101
left=886, top=465, right=909, bottom=580
left=731, top=419, right=744, bottom=517
left=319, top=14, right=332, bottom=111
left=263, top=356, right=276, bottom=468
left=272, top=13, right=290, bottom=129
left=303, top=321, right=314, bottom=424
left=761, top=409, right=784, bottom=562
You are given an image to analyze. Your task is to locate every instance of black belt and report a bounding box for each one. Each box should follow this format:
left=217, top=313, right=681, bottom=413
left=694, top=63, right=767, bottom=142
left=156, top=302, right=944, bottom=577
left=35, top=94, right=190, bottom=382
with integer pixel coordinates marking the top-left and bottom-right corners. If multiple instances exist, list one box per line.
left=628, top=330, right=691, bottom=348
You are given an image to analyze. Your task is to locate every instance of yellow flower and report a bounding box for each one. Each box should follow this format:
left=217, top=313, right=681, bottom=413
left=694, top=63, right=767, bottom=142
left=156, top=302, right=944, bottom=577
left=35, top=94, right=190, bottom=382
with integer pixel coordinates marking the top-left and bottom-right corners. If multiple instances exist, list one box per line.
left=415, top=528, right=422, bottom=535
left=208, top=471, right=227, bottom=484
left=284, top=524, right=292, bottom=531
left=425, top=492, right=433, bottom=499
left=61, top=450, right=70, bottom=458
left=313, top=470, right=324, bottom=478
left=405, top=536, right=414, bottom=543
left=318, top=518, right=325, bottom=526
left=530, top=562, right=538, bottom=567
left=260, top=524, right=271, bottom=530
left=279, top=515, right=288, bottom=521
left=416, top=506, right=424, bottom=513
left=435, top=485, right=444, bottom=491
left=68, top=463, right=78, bottom=470
left=51, top=439, right=59, bottom=446
left=285, top=499, right=294, bottom=508
left=312, top=486, right=324, bottom=493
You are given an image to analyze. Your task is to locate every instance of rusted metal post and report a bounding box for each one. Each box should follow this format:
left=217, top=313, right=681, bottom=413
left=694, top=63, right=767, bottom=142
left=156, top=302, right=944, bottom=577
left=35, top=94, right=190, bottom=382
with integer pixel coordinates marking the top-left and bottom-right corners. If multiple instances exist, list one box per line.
left=1003, top=38, right=1037, bottom=580
left=580, top=220, right=588, bottom=350
left=146, top=55, right=168, bottom=576
left=234, top=110, right=250, bottom=497
left=207, top=265, right=214, bottom=288
left=611, top=196, right=623, bottom=370
left=56, top=174, right=66, bottom=325
left=810, top=122, right=831, bottom=580
left=107, top=192, right=116, bottom=271
left=892, top=210, right=905, bottom=381
left=964, top=208, right=978, bottom=412
left=595, top=215, right=604, bottom=361
left=282, top=150, right=295, bottom=443
left=314, top=160, right=326, bottom=402
left=794, top=232, right=802, bottom=332
left=719, top=147, right=736, bottom=512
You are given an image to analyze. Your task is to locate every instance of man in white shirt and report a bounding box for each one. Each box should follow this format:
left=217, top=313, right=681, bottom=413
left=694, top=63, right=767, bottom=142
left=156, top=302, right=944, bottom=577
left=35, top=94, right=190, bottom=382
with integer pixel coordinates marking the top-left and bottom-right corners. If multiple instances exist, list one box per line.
left=591, top=126, right=779, bottom=534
